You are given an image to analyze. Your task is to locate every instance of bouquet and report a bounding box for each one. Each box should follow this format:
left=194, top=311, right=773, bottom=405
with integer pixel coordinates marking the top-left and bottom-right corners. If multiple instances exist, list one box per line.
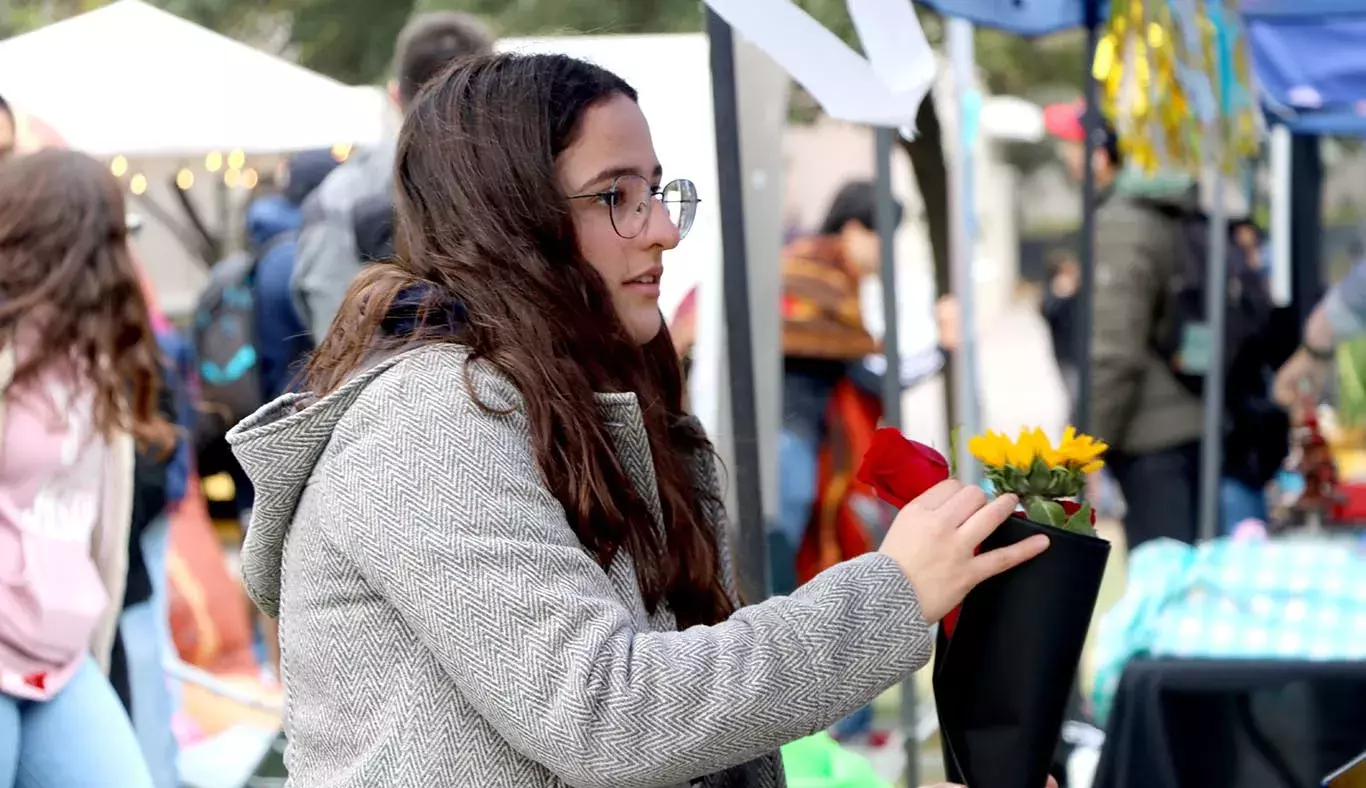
left=857, top=426, right=1112, bottom=788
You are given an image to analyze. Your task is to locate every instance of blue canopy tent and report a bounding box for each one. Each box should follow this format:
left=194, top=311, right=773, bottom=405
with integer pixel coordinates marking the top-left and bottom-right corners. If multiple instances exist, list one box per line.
left=1243, top=0, right=1366, bottom=359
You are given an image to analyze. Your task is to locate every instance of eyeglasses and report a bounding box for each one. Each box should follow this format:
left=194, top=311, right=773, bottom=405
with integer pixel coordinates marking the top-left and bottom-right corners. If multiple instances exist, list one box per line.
left=570, top=175, right=699, bottom=241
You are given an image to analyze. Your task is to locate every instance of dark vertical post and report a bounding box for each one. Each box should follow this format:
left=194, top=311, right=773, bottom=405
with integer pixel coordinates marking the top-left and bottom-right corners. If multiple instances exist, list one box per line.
left=1289, top=135, right=1325, bottom=325
left=876, top=126, right=917, bottom=787
left=1074, top=5, right=1102, bottom=434
left=877, top=130, right=904, bottom=432
left=707, top=8, right=770, bottom=603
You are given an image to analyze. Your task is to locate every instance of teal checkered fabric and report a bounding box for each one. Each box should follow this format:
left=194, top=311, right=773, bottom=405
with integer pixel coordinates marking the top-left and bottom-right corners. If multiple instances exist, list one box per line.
left=1092, top=534, right=1366, bottom=726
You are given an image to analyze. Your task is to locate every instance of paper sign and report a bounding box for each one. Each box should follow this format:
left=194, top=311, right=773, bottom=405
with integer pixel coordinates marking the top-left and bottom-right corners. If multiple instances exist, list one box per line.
left=702, top=0, right=937, bottom=128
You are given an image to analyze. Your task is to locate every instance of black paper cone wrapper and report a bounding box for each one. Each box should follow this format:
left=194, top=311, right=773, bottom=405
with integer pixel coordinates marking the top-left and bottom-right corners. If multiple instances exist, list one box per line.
left=934, top=513, right=1110, bottom=788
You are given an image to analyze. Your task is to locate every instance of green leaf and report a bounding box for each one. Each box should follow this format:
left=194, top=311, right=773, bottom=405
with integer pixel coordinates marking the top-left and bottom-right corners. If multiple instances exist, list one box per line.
left=1027, top=459, right=1053, bottom=493
left=1063, top=501, right=1096, bottom=536
left=948, top=425, right=962, bottom=477
left=1024, top=497, right=1066, bottom=527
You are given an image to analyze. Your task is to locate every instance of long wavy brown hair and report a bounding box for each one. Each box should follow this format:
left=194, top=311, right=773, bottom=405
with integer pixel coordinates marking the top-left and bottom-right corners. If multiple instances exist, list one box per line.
left=308, top=53, right=737, bottom=628
left=0, top=149, right=173, bottom=449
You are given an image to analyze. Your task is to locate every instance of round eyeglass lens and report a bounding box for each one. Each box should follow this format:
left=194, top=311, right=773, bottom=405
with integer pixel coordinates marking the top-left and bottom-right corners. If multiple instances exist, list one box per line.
left=662, top=179, right=698, bottom=240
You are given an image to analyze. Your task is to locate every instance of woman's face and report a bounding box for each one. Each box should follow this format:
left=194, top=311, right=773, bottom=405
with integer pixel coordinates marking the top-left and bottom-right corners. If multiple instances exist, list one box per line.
left=559, top=94, right=681, bottom=345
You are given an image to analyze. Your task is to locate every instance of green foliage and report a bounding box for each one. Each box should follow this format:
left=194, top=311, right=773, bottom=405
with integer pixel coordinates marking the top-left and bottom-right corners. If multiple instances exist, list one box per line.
left=1024, top=497, right=1065, bottom=527
left=1023, top=496, right=1095, bottom=536
left=1338, top=337, right=1366, bottom=429
left=985, top=458, right=1084, bottom=501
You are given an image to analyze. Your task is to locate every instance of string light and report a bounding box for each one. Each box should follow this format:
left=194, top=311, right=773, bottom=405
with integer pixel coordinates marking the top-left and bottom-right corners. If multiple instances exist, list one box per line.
left=109, top=156, right=128, bottom=178
left=223, top=168, right=241, bottom=188
left=176, top=169, right=195, bottom=190
left=130, top=174, right=148, bottom=195
left=227, top=149, right=246, bottom=170
left=242, top=168, right=260, bottom=189
left=330, top=143, right=352, bottom=162
left=205, top=151, right=223, bottom=172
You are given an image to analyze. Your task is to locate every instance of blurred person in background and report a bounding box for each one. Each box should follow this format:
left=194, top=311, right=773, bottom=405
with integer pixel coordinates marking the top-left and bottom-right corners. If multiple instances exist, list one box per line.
left=1042, top=247, right=1081, bottom=404
left=1047, top=100, right=1204, bottom=549
left=228, top=52, right=1049, bottom=786
left=1275, top=256, right=1366, bottom=409
left=254, top=149, right=341, bottom=401
left=0, top=95, right=13, bottom=161
left=108, top=239, right=194, bottom=788
left=0, top=149, right=174, bottom=787
left=292, top=11, right=494, bottom=341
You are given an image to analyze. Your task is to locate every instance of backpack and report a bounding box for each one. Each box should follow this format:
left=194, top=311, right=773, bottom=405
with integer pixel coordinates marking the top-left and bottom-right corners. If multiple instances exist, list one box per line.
left=1148, top=206, right=1273, bottom=400
left=191, top=234, right=292, bottom=460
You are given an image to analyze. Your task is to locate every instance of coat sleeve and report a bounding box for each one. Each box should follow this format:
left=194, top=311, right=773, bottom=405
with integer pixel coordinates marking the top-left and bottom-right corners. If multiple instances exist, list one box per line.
left=324, top=372, right=933, bottom=788
left=1088, top=212, right=1165, bottom=445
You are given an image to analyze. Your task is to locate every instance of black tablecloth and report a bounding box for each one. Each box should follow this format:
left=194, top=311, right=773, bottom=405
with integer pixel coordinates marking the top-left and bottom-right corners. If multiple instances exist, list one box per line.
left=1094, top=658, right=1366, bottom=788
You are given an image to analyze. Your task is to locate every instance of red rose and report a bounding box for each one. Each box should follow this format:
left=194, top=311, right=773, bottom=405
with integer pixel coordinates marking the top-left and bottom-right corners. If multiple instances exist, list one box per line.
left=856, top=428, right=951, bottom=509
left=1060, top=499, right=1097, bottom=526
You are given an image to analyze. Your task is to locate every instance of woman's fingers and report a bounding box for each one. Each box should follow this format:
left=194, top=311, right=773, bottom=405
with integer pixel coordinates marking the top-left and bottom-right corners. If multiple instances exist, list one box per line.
left=955, top=492, right=1020, bottom=546
left=971, top=533, right=1050, bottom=584
left=912, top=478, right=965, bottom=511
left=933, top=484, right=989, bottom=527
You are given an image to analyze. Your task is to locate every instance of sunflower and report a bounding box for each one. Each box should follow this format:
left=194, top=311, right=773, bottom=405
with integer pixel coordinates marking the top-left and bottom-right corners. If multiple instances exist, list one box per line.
left=968, top=426, right=1106, bottom=475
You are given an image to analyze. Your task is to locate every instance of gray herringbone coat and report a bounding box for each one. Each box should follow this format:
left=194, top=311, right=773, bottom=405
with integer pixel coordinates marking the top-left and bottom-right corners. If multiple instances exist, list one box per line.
left=228, top=344, right=933, bottom=787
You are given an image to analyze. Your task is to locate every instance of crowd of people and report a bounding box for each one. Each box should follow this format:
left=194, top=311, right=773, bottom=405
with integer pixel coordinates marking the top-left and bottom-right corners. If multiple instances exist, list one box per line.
left=1, top=5, right=1361, bottom=788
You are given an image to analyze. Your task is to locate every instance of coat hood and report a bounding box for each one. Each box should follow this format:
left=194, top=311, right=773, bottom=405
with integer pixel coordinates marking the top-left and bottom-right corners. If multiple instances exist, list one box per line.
left=226, top=351, right=412, bottom=616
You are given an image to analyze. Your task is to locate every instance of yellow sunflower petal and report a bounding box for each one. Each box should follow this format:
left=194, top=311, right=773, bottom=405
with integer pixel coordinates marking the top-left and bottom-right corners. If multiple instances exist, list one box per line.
left=1081, top=460, right=1105, bottom=474
left=1006, top=436, right=1036, bottom=469
left=968, top=434, right=1007, bottom=468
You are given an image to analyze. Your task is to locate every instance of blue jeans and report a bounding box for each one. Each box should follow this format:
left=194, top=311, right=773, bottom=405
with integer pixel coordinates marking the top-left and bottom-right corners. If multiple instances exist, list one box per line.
left=120, top=515, right=180, bottom=788
left=1220, top=477, right=1268, bottom=535
left=0, top=657, right=154, bottom=787
left=778, top=426, right=820, bottom=551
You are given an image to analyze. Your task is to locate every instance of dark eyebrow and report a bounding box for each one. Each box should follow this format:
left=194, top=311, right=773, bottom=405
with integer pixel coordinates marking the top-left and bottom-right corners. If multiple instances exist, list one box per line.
left=576, top=163, right=664, bottom=193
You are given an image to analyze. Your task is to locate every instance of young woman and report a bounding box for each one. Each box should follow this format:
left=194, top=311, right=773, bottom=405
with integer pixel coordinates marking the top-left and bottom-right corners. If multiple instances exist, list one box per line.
left=0, top=148, right=172, bottom=786
left=228, top=53, right=1049, bottom=787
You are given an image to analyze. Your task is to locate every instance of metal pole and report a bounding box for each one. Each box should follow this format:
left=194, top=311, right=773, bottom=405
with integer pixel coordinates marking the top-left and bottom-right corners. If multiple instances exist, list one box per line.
left=1198, top=169, right=1229, bottom=543
left=1075, top=11, right=1102, bottom=434
left=876, top=131, right=904, bottom=431
left=707, top=9, right=770, bottom=602
left=946, top=17, right=981, bottom=483
left=875, top=126, right=917, bottom=788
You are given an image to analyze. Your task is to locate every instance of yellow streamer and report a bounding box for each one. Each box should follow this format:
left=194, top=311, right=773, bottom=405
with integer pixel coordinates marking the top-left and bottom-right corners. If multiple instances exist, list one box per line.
left=1095, top=0, right=1261, bottom=176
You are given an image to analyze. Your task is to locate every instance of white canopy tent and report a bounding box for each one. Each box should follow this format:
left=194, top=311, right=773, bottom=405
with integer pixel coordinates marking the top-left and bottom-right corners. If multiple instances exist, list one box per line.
left=0, top=0, right=382, bottom=156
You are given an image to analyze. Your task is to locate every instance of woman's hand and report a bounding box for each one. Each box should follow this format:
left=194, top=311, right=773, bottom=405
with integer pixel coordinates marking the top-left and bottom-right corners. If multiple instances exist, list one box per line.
left=878, top=480, right=1049, bottom=623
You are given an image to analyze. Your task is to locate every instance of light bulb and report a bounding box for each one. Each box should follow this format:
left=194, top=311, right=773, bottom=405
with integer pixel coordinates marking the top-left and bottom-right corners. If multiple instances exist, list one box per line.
left=227, top=149, right=246, bottom=170
left=242, top=168, right=259, bottom=189
left=176, top=169, right=195, bottom=190
left=130, top=174, right=148, bottom=195
left=331, top=143, right=352, bottom=162
left=205, top=151, right=223, bottom=172
left=224, top=169, right=241, bottom=188
left=110, top=156, right=128, bottom=177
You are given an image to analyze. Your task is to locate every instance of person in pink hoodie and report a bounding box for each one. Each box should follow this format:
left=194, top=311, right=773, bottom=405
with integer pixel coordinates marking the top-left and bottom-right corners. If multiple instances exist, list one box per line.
left=0, top=149, right=175, bottom=786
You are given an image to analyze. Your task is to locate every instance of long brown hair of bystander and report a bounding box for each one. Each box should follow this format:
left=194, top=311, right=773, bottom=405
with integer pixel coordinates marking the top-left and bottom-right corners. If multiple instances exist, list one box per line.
left=0, top=148, right=174, bottom=450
